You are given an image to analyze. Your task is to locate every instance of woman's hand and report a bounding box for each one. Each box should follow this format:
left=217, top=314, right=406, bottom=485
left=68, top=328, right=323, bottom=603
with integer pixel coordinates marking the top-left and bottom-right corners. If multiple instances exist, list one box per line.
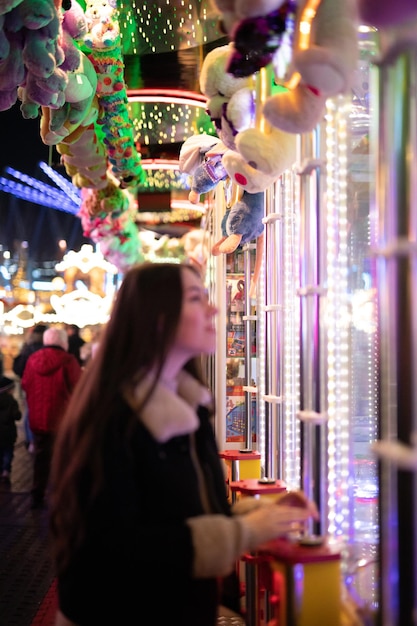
left=275, top=490, right=319, bottom=520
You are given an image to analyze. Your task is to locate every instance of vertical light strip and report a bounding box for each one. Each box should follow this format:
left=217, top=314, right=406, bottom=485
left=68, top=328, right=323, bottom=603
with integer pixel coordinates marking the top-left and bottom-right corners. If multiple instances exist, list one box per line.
left=326, top=96, right=351, bottom=540
left=257, top=236, right=267, bottom=473
left=212, top=185, right=227, bottom=450
left=256, top=65, right=272, bottom=474
left=283, top=169, right=301, bottom=489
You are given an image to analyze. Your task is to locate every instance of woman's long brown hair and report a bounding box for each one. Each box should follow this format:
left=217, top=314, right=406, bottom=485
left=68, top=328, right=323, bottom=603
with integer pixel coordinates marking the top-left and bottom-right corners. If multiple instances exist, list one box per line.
left=49, top=262, right=204, bottom=574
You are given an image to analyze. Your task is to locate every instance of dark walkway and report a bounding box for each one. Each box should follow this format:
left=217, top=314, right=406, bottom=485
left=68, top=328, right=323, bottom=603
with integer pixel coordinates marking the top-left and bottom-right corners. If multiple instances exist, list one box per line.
left=0, top=428, right=55, bottom=626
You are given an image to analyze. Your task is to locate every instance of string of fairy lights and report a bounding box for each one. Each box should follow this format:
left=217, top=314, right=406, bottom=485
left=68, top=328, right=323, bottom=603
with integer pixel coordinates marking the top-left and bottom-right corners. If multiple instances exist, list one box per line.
left=118, top=0, right=223, bottom=55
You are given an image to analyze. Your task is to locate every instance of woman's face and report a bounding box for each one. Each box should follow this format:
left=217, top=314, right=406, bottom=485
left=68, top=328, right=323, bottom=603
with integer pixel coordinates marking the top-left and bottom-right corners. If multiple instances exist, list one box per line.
left=172, top=266, right=218, bottom=358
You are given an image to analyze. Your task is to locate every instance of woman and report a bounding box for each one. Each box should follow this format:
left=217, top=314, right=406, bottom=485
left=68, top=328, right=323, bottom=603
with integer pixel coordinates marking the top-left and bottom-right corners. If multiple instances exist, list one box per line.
left=49, top=262, right=315, bottom=626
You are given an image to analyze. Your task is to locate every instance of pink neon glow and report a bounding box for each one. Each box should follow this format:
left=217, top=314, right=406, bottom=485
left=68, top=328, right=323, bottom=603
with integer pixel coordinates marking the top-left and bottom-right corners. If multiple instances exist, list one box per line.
left=140, top=159, right=181, bottom=171
left=127, top=88, right=207, bottom=107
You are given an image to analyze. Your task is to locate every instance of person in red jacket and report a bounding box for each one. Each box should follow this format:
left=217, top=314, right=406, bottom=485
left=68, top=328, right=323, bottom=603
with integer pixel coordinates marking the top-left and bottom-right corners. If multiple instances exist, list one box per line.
left=22, top=327, right=82, bottom=509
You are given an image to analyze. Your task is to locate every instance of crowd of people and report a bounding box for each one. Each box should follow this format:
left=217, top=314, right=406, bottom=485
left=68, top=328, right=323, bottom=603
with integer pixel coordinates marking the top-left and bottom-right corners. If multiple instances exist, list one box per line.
left=0, top=263, right=317, bottom=625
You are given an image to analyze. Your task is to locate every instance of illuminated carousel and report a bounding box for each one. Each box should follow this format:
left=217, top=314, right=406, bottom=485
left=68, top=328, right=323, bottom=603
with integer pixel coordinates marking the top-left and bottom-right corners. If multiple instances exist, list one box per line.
left=0, top=0, right=227, bottom=335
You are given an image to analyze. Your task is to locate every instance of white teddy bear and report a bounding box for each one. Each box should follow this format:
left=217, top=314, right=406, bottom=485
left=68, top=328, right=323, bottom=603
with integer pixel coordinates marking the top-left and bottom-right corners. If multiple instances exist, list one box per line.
left=83, top=0, right=120, bottom=50
left=200, top=43, right=255, bottom=152
left=200, top=43, right=296, bottom=181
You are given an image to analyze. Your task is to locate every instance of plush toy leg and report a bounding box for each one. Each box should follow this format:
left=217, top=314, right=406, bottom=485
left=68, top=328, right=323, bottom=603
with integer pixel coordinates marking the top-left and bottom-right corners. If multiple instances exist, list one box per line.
left=212, top=236, right=228, bottom=255
left=212, top=209, right=231, bottom=256
left=218, top=190, right=264, bottom=254
left=235, top=126, right=297, bottom=176
left=263, top=83, right=327, bottom=134
left=294, top=0, right=359, bottom=97
left=218, top=233, right=243, bottom=255
left=189, top=189, right=201, bottom=204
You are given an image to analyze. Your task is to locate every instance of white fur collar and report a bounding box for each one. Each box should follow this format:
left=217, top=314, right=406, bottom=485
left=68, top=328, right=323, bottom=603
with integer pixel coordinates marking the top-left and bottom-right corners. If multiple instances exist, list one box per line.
left=123, top=370, right=212, bottom=443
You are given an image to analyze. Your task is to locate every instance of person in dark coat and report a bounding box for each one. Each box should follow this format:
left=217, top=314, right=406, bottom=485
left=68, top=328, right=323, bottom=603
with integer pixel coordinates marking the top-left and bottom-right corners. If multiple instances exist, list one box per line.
left=0, top=376, right=22, bottom=483
left=12, top=324, right=48, bottom=378
left=22, top=328, right=82, bottom=509
left=66, top=325, right=85, bottom=366
left=13, top=323, right=48, bottom=450
left=49, top=263, right=317, bottom=626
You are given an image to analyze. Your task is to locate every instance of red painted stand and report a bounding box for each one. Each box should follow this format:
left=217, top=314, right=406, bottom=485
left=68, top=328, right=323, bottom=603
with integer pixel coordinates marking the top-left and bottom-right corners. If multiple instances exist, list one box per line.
left=229, top=478, right=287, bottom=499
left=229, top=478, right=287, bottom=626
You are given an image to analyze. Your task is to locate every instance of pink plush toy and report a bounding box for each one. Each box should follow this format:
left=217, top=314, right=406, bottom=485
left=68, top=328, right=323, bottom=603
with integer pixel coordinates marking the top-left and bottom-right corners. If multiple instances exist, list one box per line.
left=262, top=0, right=359, bottom=134
left=0, top=0, right=25, bottom=17
left=58, top=29, right=81, bottom=73
left=0, top=0, right=65, bottom=113
left=18, top=64, right=67, bottom=115
left=5, top=0, right=56, bottom=32
left=212, top=0, right=359, bottom=135
left=0, top=30, right=25, bottom=110
left=22, top=20, right=60, bottom=79
left=358, top=0, right=417, bottom=28
left=0, top=0, right=74, bottom=117
left=0, top=13, right=10, bottom=60
left=62, top=0, right=87, bottom=41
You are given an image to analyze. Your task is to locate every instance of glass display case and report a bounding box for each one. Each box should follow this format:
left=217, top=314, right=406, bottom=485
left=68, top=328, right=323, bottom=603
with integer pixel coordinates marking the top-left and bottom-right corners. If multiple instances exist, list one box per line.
left=206, top=187, right=260, bottom=453
left=224, top=250, right=257, bottom=444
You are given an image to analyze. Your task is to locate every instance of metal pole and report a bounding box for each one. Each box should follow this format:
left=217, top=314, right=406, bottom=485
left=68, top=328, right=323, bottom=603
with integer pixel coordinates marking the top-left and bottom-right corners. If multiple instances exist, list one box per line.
left=373, top=35, right=417, bottom=626
left=297, top=129, right=324, bottom=531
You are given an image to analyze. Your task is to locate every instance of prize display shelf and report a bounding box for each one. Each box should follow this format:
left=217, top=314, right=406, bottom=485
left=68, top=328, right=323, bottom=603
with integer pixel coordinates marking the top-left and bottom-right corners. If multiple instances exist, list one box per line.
left=224, top=249, right=257, bottom=446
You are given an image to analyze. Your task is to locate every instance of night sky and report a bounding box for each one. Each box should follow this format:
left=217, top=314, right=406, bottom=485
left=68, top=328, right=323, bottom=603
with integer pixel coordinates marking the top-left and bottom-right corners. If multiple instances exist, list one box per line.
left=0, top=102, right=50, bottom=172
left=0, top=102, right=90, bottom=262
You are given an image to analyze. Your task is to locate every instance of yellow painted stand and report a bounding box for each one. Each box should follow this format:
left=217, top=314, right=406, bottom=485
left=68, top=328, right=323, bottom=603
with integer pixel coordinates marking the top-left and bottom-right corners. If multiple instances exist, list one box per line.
left=258, top=538, right=341, bottom=626
left=218, top=450, right=261, bottom=502
left=219, top=449, right=261, bottom=481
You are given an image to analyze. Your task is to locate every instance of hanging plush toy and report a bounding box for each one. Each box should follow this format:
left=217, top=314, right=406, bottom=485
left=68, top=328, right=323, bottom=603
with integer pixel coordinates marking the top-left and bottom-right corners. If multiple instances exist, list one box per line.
left=180, top=41, right=294, bottom=283
left=39, top=49, right=98, bottom=144
left=200, top=43, right=255, bottom=151
left=0, top=0, right=69, bottom=115
left=199, top=42, right=296, bottom=180
left=0, top=30, right=25, bottom=110
left=83, top=0, right=144, bottom=188
left=211, top=0, right=359, bottom=135
left=226, top=3, right=291, bottom=79
left=264, top=0, right=359, bottom=134
left=180, top=133, right=265, bottom=260
left=180, top=131, right=268, bottom=247
left=212, top=187, right=265, bottom=255
left=79, top=183, right=142, bottom=272
left=56, top=116, right=109, bottom=189
left=357, top=0, right=417, bottom=29
left=179, top=134, right=228, bottom=204
left=5, top=0, right=57, bottom=32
